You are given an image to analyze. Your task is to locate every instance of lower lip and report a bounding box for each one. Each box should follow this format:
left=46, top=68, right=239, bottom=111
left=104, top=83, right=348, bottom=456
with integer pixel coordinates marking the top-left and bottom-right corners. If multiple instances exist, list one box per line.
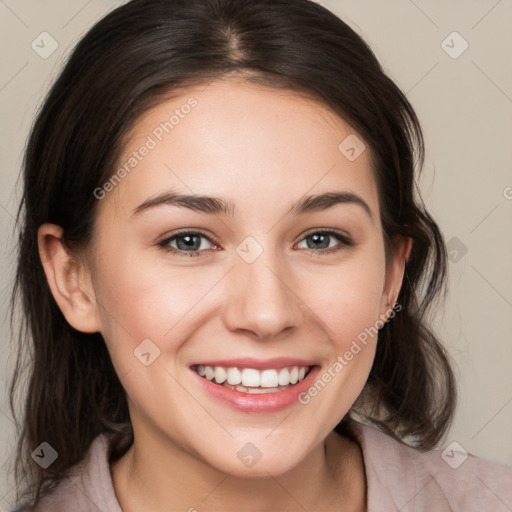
left=192, top=366, right=320, bottom=413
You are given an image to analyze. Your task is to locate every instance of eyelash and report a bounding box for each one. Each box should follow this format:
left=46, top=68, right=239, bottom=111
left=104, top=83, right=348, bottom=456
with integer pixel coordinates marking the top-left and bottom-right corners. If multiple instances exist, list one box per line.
left=157, top=229, right=353, bottom=258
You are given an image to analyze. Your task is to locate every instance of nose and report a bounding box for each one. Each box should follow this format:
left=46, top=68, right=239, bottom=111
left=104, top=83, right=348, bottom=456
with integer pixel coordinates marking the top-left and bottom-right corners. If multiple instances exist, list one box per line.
left=222, top=249, right=303, bottom=340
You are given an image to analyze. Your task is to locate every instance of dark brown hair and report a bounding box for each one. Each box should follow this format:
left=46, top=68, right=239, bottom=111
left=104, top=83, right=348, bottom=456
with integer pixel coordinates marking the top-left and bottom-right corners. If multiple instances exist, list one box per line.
left=9, top=0, right=457, bottom=508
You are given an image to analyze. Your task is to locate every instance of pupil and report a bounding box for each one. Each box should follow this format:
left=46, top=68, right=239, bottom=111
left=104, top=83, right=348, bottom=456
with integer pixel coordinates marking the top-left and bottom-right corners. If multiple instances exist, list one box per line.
left=177, top=235, right=200, bottom=250
left=310, top=234, right=328, bottom=249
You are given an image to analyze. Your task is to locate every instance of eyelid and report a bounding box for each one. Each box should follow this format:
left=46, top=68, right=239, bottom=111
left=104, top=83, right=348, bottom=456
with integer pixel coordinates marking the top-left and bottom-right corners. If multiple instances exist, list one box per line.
left=299, top=227, right=352, bottom=242
left=159, top=228, right=219, bottom=245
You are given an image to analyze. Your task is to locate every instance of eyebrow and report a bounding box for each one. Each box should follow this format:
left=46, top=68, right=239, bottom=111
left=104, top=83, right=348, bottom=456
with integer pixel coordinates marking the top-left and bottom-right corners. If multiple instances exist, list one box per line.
left=131, top=189, right=374, bottom=223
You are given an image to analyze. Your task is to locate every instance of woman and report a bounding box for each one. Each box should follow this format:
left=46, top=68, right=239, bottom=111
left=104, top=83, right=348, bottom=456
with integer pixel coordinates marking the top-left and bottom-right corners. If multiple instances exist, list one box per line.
left=9, top=0, right=512, bottom=510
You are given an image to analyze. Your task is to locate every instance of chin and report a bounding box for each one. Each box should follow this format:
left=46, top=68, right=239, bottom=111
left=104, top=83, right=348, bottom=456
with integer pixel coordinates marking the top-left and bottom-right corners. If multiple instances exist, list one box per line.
left=194, top=432, right=315, bottom=478
left=211, top=451, right=306, bottom=478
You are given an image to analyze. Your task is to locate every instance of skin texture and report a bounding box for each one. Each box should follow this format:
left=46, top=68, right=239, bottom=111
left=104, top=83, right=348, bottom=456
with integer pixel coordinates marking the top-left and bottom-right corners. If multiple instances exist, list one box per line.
left=38, top=77, right=411, bottom=511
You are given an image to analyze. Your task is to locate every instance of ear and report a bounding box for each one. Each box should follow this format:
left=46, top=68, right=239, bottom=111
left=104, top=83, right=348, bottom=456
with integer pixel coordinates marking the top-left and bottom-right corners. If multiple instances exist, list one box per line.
left=38, top=223, right=101, bottom=333
left=379, top=235, right=412, bottom=321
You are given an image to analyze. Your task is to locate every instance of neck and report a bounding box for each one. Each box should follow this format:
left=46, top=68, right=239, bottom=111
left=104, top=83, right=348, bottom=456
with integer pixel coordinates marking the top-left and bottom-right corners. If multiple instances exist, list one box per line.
left=111, top=425, right=366, bottom=512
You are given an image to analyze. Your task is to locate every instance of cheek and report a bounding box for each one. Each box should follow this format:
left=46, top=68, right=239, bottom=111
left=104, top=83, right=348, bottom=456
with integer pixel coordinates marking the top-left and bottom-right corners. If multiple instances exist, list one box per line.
left=296, top=256, right=385, bottom=427
left=92, top=246, right=229, bottom=369
left=307, top=249, right=386, bottom=349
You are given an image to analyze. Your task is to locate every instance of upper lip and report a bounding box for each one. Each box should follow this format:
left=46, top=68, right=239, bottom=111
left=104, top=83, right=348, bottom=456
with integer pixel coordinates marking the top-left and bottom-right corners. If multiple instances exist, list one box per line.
left=190, top=357, right=318, bottom=370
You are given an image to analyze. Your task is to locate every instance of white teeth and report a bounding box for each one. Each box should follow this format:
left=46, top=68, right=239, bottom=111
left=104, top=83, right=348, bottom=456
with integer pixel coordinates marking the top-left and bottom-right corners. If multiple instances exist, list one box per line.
left=227, top=367, right=242, bottom=385
left=260, top=369, right=279, bottom=388
left=278, top=367, right=290, bottom=386
left=242, top=368, right=260, bottom=387
left=195, top=364, right=310, bottom=391
left=222, top=382, right=289, bottom=393
left=205, top=366, right=215, bottom=380
left=214, top=366, right=227, bottom=384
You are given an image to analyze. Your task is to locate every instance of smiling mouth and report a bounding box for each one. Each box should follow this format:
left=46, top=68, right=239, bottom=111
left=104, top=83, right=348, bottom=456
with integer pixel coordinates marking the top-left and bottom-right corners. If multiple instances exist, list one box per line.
left=192, top=364, right=312, bottom=394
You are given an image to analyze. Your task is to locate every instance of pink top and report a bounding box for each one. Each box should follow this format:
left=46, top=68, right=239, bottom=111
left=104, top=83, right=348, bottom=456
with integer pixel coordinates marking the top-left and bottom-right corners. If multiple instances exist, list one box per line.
left=27, top=421, right=512, bottom=511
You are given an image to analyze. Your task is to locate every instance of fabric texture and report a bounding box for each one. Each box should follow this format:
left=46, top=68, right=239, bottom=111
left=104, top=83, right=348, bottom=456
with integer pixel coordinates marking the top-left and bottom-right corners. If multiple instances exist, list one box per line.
left=17, top=420, right=512, bottom=511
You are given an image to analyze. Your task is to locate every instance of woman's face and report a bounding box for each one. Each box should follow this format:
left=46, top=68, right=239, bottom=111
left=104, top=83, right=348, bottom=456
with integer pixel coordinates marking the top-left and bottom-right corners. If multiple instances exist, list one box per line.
left=87, top=78, right=405, bottom=476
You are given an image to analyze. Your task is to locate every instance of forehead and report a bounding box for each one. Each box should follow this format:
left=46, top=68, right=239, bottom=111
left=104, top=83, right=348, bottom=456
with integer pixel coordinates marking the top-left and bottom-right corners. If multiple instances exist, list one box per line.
left=103, top=78, right=379, bottom=221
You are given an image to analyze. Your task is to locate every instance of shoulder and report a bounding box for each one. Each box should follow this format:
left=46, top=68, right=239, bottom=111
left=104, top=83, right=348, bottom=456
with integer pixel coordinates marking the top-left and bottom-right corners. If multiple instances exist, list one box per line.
left=26, top=432, right=124, bottom=512
left=348, top=420, right=512, bottom=512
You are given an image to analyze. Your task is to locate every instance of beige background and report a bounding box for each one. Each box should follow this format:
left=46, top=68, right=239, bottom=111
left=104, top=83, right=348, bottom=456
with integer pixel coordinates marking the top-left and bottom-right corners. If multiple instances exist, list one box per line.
left=1, top=0, right=511, bottom=508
